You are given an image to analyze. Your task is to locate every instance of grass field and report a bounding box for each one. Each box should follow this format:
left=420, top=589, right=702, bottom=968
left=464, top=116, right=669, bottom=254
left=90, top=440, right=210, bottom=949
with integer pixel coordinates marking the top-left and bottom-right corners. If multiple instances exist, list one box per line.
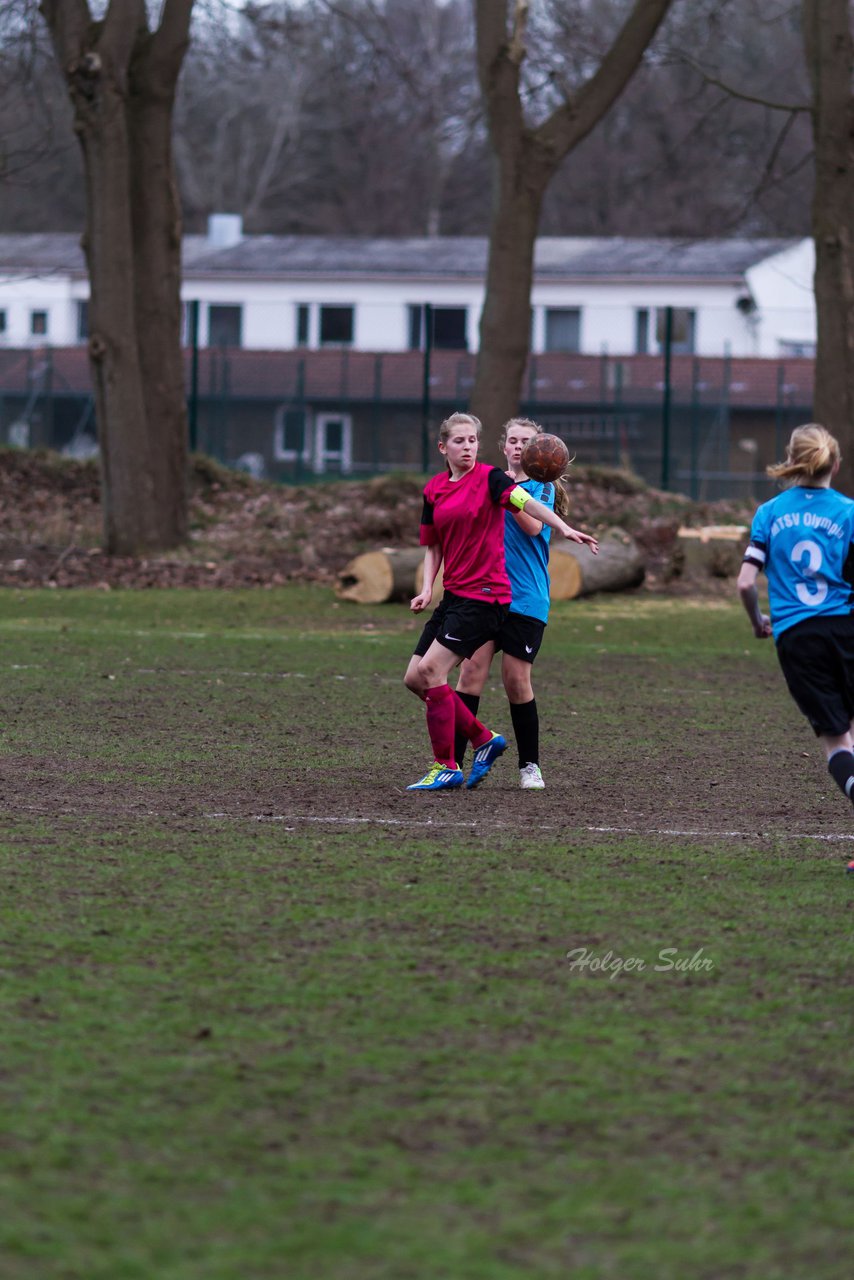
left=0, top=586, right=851, bottom=1280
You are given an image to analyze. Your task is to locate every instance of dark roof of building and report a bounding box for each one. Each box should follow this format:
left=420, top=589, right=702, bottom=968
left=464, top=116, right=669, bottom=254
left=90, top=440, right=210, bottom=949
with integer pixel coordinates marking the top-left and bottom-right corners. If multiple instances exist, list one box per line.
left=0, top=233, right=801, bottom=283
left=186, top=235, right=801, bottom=281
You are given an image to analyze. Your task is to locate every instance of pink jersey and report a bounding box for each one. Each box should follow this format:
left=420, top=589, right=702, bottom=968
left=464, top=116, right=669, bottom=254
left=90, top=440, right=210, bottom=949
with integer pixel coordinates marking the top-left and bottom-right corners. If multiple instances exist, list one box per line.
left=420, top=462, right=517, bottom=604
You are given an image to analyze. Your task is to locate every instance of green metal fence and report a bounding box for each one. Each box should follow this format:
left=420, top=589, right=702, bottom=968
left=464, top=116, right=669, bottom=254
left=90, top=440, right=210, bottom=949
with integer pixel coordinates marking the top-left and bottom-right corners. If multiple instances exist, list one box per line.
left=0, top=346, right=812, bottom=502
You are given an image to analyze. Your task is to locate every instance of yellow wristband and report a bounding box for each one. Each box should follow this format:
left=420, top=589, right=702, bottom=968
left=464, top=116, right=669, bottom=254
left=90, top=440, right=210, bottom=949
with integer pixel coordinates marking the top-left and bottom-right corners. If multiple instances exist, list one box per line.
left=509, top=486, right=531, bottom=511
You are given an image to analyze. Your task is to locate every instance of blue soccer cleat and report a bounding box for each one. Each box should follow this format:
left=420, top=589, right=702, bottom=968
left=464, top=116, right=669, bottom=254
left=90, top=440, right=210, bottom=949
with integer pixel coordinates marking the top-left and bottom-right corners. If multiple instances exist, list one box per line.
left=466, top=733, right=507, bottom=789
left=406, top=761, right=464, bottom=792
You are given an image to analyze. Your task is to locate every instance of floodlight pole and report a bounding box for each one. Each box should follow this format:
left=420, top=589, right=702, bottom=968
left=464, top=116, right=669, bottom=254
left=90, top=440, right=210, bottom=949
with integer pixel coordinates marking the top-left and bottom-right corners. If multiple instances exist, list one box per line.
left=421, top=303, right=433, bottom=473
left=188, top=299, right=200, bottom=454
left=661, top=305, right=673, bottom=490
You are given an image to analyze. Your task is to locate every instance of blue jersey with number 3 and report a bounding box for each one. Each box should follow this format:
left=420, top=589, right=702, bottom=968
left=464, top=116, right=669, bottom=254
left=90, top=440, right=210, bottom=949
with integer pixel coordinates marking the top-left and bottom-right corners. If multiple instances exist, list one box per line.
left=744, top=485, right=854, bottom=639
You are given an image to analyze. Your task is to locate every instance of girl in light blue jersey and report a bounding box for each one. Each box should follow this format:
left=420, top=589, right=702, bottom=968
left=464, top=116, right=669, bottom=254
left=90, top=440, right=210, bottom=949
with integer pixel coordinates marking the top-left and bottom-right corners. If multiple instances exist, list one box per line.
left=738, top=424, right=854, bottom=863
left=455, top=418, right=572, bottom=790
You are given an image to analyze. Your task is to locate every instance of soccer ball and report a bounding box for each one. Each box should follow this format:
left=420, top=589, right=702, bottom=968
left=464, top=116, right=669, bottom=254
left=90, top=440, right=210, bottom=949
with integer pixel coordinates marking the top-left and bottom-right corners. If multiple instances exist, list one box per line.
left=521, top=433, right=570, bottom=482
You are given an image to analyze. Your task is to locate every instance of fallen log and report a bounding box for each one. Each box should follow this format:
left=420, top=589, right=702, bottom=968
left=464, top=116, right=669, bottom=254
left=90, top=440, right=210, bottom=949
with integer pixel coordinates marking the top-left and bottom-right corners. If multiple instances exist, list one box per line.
left=337, top=526, right=642, bottom=604
left=675, top=525, right=748, bottom=578
left=549, top=526, right=644, bottom=599
left=336, top=547, right=426, bottom=603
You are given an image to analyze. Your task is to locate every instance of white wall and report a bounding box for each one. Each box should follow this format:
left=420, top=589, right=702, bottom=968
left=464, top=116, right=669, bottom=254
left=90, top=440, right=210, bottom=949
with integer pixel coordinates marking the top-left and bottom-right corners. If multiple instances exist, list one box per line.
left=531, top=280, right=756, bottom=357
left=0, top=276, right=82, bottom=346
left=188, top=274, right=793, bottom=357
left=0, top=238, right=819, bottom=359
left=182, top=277, right=487, bottom=352
left=745, top=239, right=815, bottom=356
left=181, top=275, right=761, bottom=356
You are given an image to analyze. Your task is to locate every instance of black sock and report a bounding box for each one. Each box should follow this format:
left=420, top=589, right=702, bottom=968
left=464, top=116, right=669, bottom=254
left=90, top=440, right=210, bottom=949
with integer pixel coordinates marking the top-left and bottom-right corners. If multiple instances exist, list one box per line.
left=828, top=749, right=854, bottom=805
left=455, top=691, right=480, bottom=767
left=511, top=698, right=539, bottom=769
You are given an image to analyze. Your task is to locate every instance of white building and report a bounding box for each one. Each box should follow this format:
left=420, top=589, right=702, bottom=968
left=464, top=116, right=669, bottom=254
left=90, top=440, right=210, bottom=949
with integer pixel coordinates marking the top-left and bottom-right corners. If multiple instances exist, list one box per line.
left=0, top=219, right=815, bottom=360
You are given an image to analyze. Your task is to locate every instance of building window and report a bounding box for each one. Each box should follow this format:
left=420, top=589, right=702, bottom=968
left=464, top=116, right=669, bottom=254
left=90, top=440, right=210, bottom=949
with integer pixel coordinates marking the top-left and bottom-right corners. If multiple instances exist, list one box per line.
left=182, top=300, right=201, bottom=346
left=545, top=308, right=581, bottom=353
left=432, top=307, right=467, bottom=350
left=208, top=304, right=242, bottom=348
left=408, top=305, right=468, bottom=351
left=296, top=304, right=310, bottom=346
left=635, top=309, right=650, bottom=354
left=408, top=304, right=422, bottom=350
left=319, top=305, right=354, bottom=346
left=77, top=301, right=88, bottom=342
left=30, top=310, right=48, bottom=337
left=636, top=307, right=696, bottom=355
left=314, top=412, right=352, bottom=474
left=274, top=407, right=310, bottom=462
left=656, top=307, right=695, bottom=355
left=778, top=339, right=816, bottom=358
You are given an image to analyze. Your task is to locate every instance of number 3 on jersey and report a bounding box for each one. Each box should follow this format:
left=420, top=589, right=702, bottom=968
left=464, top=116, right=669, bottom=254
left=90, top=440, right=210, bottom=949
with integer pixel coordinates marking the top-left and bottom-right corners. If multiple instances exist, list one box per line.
left=791, top=538, right=828, bottom=606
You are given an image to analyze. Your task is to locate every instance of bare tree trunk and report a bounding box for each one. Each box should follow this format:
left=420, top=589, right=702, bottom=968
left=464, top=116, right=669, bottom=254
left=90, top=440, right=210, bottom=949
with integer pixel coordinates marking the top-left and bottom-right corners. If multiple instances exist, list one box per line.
left=471, top=0, right=673, bottom=450
left=476, top=181, right=543, bottom=445
left=45, top=0, right=156, bottom=553
left=129, top=15, right=192, bottom=546
left=41, top=0, right=192, bottom=554
left=802, top=0, right=854, bottom=492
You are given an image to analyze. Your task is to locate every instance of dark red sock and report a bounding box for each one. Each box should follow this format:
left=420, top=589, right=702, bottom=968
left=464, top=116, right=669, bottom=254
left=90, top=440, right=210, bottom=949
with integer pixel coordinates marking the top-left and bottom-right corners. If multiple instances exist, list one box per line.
left=454, top=691, right=481, bottom=767
left=424, top=684, right=457, bottom=767
left=452, top=689, right=491, bottom=750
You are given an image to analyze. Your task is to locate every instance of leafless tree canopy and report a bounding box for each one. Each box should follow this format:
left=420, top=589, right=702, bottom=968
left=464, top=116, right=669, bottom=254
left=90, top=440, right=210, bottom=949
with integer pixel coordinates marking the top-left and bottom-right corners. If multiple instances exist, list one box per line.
left=0, top=0, right=812, bottom=237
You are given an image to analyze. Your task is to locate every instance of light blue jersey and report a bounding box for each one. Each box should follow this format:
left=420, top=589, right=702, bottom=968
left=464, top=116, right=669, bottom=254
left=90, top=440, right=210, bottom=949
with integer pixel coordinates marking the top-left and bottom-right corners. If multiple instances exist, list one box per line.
left=744, top=485, right=854, bottom=639
left=504, top=478, right=554, bottom=624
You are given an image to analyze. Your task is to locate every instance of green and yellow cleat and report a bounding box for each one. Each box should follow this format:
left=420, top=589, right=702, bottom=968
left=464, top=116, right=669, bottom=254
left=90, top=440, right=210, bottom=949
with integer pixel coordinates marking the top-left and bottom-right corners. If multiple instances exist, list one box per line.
left=406, top=762, right=465, bottom=792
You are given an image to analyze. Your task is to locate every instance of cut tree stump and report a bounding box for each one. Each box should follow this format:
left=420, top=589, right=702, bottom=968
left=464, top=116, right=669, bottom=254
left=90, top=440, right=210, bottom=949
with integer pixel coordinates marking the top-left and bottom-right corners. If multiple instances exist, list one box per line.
left=336, top=547, right=426, bottom=603
left=675, top=525, right=748, bottom=578
left=336, top=548, right=445, bottom=604
left=549, top=526, right=645, bottom=599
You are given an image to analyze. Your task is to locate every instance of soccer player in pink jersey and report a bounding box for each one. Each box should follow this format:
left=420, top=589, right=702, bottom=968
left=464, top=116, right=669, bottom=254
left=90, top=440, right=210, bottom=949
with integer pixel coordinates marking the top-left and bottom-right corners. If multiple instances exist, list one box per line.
left=403, top=412, right=598, bottom=791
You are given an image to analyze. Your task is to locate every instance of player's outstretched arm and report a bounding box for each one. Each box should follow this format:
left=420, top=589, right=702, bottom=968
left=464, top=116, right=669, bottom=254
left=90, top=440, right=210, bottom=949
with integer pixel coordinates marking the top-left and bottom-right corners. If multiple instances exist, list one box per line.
left=512, top=490, right=599, bottom=553
left=512, top=508, right=544, bottom=537
left=737, top=562, right=772, bottom=638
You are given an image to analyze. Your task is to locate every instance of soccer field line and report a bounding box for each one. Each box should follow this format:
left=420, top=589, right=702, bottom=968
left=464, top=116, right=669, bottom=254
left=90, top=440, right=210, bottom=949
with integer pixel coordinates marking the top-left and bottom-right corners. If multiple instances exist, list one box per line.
left=198, top=811, right=854, bottom=843
left=6, top=801, right=852, bottom=844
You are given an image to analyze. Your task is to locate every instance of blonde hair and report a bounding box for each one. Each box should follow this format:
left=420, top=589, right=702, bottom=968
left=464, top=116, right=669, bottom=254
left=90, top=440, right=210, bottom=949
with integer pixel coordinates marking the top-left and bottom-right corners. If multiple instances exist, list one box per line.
left=500, top=416, right=572, bottom=519
left=439, top=411, right=482, bottom=444
left=767, top=423, right=841, bottom=483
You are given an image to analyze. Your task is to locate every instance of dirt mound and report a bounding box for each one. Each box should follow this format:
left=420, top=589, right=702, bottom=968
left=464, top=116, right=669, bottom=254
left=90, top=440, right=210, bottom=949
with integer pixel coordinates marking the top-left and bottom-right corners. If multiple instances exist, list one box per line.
left=0, top=449, right=754, bottom=592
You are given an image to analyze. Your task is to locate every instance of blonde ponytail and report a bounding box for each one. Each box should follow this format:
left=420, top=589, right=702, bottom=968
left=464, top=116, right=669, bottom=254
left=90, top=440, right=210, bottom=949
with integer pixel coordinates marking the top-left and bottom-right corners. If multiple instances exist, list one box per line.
left=768, top=423, right=841, bottom=483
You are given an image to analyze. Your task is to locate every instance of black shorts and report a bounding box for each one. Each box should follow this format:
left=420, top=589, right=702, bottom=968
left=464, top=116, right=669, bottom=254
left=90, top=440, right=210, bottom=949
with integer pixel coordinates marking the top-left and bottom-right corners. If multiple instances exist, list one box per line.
left=776, top=613, right=854, bottom=736
left=494, top=611, right=546, bottom=664
left=414, top=591, right=507, bottom=660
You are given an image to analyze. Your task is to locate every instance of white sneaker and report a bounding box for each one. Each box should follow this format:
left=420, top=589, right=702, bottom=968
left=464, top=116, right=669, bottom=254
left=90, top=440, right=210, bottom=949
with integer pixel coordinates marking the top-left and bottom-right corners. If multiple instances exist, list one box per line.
left=520, top=763, right=545, bottom=790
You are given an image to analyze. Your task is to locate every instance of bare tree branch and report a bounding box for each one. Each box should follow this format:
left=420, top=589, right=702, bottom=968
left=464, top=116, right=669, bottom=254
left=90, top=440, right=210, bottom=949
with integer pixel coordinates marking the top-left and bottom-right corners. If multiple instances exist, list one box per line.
left=508, top=0, right=528, bottom=66
left=678, top=54, right=810, bottom=113
left=716, top=107, right=803, bottom=232
left=535, top=0, right=673, bottom=158
left=38, top=0, right=91, bottom=65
